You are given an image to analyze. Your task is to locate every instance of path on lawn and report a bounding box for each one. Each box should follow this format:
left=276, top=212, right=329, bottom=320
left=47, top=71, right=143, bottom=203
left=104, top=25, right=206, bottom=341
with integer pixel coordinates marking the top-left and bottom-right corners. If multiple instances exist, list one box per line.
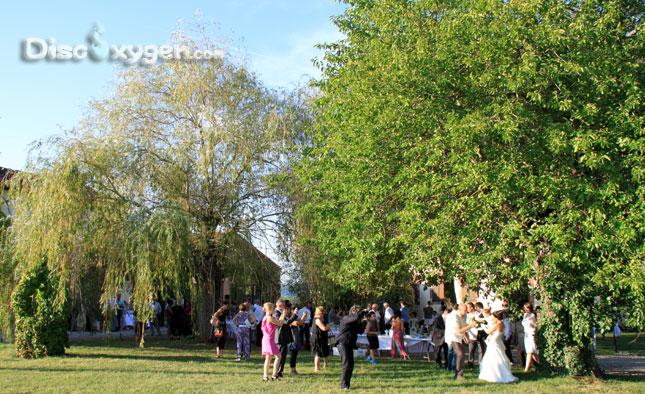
left=597, top=355, right=645, bottom=376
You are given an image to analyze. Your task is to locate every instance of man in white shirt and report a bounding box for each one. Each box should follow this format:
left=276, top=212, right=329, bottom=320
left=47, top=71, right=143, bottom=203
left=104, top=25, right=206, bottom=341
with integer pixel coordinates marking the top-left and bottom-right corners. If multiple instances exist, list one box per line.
left=445, top=304, right=476, bottom=380
left=383, top=303, right=394, bottom=331
left=253, top=299, right=265, bottom=347
left=466, top=302, right=482, bottom=367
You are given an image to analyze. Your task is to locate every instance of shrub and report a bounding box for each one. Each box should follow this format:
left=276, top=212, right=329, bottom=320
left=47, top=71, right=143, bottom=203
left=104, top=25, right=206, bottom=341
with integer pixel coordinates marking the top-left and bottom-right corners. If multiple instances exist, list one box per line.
left=12, top=260, right=69, bottom=358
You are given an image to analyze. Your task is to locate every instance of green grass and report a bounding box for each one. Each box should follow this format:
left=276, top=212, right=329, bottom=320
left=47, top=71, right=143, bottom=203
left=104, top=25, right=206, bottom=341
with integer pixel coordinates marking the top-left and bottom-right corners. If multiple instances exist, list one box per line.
left=0, top=336, right=643, bottom=393
left=595, top=331, right=645, bottom=357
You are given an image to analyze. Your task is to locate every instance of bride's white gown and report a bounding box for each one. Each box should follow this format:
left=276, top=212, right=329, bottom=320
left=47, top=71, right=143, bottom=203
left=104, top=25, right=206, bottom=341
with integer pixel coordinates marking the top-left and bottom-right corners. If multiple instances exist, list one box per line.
left=478, top=329, right=519, bottom=383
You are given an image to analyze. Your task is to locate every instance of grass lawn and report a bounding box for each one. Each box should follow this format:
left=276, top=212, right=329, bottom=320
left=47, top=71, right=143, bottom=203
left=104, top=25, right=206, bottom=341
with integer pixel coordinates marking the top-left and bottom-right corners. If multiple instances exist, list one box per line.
left=0, top=336, right=643, bottom=393
left=595, top=331, right=645, bottom=357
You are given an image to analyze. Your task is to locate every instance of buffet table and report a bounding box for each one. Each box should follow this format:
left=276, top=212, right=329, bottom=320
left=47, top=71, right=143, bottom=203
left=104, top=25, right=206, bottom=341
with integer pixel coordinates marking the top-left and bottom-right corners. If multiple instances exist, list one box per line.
left=330, top=331, right=434, bottom=360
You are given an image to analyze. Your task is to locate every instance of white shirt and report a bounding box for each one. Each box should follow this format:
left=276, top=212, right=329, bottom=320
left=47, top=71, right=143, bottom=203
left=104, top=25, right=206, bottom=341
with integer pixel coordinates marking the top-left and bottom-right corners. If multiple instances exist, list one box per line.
left=466, top=312, right=478, bottom=340
left=384, top=307, right=394, bottom=324
left=372, top=309, right=381, bottom=321
left=298, top=307, right=311, bottom=324
left=254, top=303, right=265, bottom=322
left=153, top=301, right=162, bottom=315
left=445, top=311, right=467, bottom=344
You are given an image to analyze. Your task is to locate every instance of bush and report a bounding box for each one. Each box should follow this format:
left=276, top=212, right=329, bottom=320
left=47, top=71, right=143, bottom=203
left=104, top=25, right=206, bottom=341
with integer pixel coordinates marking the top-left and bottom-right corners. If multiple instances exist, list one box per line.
left=11, top=260, right=68, bottom=358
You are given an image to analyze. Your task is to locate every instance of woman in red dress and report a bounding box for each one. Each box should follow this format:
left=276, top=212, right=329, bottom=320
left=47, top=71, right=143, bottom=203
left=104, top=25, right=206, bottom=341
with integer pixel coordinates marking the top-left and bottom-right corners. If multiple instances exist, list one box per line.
left=391, top=310, right=409, bottom=360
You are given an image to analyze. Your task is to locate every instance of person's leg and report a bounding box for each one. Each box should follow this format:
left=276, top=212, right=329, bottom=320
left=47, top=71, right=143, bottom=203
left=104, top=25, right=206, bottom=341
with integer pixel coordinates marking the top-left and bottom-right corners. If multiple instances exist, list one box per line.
left=404, top=321, right=410, bottom=335
left=304, top=323, right=311, bottom=349
left=323, top=356, right=328, bottom=369
left=290, top=347, right=299, bottom=371
left=236, top=333, right=243, bottom=360
left=391, top=337, right=396, bottom=358
left=447, top=344, right=455, bottom=371
left=256, top=324, right=262, bottom=347
left=524, top=352, right=534, bottom=372
left=264, top=355, right=271, bottom=379
left=272, top=355, right=282, bottom=378
left=339, top=344, right=354, bottom=389
left=314, top=354, right=321, bottom=371
left=276, top=344, right=288, bottom=376
left=468, top=340, right=476, bottom=365
left=453, top=342, right=465, bottom=378
left=504, top=338, right=513, bottom=363
left=435, top=343, right=443, bottom=366
left=477, top=334, right=487, bottom=363
left=243, top=331, right=251, bottom=360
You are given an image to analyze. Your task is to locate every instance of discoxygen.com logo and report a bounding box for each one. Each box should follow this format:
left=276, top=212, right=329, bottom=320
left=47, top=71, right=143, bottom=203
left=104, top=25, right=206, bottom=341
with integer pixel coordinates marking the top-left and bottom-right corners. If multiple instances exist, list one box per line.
left=21, top=24, right=223, bottom=65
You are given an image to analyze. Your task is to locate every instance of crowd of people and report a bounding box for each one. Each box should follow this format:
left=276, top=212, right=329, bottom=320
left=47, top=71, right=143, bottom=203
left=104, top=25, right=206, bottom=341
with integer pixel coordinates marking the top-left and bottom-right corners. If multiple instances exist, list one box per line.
left=210, top=298, right=539, bottom=390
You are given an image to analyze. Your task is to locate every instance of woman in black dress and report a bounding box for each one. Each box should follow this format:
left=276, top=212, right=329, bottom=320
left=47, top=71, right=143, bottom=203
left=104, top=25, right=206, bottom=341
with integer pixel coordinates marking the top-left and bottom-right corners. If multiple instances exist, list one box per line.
left=311, top=306, right=333, bottom=372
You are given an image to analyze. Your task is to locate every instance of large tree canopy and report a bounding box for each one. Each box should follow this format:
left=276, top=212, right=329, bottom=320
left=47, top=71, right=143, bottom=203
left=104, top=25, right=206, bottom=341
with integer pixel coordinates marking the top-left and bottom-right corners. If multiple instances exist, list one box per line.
left=299, top=0, right=645, bottom=375
left=1, top=29, right=311, bottom=346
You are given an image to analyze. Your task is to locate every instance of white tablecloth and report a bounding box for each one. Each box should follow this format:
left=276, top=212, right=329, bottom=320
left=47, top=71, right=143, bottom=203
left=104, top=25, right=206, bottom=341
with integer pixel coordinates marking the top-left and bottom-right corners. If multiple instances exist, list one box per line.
left=226, top=319, right=237, bottom=338
left=122, top=311, right=135, bottom=328
left=331, top=331, right=434, bottom=353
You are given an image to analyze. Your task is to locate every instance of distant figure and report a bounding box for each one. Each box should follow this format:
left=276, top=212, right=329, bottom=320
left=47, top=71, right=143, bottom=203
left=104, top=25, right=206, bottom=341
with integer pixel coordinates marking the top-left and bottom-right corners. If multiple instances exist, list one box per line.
left=233, top=303, right=256, bottom=361
left=261, top=302, right=286, bottom=381
left=400, top=301, right=410, bottom=334
left=213, top=305, right=229, bottom=358
left=365, top=312, right=379, bottom=364
left=254, top=299, right=265, bottom=347
left=522, top=303, right=538, bottom=372
left=311, top=306, right=333, bottom=372
left=433, top=307, right=448, bottom=369
left=391, top=310, right=409, bottom=360
left=336, top=305, right=367, bottom=390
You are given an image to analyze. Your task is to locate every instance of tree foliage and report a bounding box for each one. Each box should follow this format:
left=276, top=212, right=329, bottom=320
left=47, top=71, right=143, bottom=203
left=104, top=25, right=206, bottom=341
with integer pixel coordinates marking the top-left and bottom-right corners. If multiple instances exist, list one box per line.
left=12, top=259, right=69, bottom=358
left=300, top=0, right=645, bottom=375
left=3, top=26, right=309, bottom=345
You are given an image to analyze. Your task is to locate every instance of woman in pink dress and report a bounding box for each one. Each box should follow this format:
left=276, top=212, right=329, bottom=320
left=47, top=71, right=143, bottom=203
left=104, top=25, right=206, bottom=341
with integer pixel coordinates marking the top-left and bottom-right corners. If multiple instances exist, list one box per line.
left=261, top=302, right=286, bottom=381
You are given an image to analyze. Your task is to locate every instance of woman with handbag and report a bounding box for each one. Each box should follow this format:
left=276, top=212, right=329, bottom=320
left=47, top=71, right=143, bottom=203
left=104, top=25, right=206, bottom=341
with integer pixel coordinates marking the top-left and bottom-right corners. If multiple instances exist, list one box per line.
left=211, top=305, right=229, bottom=358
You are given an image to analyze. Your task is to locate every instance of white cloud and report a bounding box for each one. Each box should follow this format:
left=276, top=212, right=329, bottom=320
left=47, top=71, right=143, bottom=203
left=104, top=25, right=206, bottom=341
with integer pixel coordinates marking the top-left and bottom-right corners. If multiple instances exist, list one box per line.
left=247, top=24, right=345, bottom=88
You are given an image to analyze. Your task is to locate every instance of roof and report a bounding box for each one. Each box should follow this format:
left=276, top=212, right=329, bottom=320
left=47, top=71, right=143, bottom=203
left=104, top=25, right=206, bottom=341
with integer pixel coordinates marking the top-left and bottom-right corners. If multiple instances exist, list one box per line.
left=0, top=167, right=17, bottom=189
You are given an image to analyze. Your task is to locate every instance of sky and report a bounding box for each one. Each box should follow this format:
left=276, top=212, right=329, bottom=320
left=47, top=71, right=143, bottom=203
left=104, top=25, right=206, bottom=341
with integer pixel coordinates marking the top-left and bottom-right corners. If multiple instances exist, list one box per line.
left=0, top=0, right=347, bottom=171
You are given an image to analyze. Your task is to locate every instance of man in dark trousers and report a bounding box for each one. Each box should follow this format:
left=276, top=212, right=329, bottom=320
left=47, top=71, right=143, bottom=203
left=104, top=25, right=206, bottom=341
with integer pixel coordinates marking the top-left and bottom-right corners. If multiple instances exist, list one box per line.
left=273, top=299, right=299, bottom=378
left=336, top=305, right=368, bottom=390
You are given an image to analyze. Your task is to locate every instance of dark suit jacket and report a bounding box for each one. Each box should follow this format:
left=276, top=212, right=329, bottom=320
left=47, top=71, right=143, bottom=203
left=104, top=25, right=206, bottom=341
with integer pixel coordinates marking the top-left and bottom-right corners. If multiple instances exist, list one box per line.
left=336, top=314, right=365, bottom=349
left=273, top=309, right=298, bottom=345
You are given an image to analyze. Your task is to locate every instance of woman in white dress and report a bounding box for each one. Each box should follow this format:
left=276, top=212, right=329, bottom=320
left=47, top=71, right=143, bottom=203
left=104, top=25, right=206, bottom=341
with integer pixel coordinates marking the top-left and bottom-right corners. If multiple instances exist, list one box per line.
left=478, top=311, right=519, bottom=383
left=522, top=303, right=539, bottom=372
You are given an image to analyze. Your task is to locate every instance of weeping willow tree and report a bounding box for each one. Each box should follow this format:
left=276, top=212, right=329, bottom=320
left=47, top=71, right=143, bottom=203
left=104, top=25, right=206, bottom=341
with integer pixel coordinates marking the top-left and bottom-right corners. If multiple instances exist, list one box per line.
left=2, top=26, right=311, bottom=349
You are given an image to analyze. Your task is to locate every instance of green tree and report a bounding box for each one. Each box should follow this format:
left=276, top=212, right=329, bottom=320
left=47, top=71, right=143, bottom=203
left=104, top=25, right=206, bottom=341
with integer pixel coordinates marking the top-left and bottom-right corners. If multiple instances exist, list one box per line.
left=3, top=27, right=309, bottom=348
left=300, top=0, right=645, bottom=376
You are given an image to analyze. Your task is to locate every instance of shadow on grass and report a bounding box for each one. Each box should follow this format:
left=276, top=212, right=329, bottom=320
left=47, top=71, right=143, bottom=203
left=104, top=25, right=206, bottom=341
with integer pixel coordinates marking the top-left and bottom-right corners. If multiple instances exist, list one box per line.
left=604, top=373, right=645, bottom=382
left=0, top=366, right=230, bottom=376
left=65, top=352, right=214, bottom=363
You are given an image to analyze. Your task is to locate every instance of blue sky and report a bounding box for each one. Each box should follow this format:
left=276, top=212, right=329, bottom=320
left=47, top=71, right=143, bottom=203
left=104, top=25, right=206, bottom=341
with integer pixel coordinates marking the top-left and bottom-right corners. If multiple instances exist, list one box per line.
left=0, top=0, right=346, bottom=171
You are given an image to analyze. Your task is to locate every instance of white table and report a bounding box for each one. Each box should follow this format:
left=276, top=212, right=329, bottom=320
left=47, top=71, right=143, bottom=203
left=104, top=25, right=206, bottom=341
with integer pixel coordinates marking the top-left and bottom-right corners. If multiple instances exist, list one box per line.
left=330, top=332, right=434, bottom=359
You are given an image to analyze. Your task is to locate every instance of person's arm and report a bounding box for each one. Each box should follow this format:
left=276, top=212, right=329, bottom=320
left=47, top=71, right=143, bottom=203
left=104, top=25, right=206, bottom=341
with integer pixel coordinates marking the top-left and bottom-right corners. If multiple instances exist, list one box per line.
left=268, top=315, right=285, bottom=326
left=485, top=321, right=501, bottom=335
left=456, top=321, right=477, bottom=334
left=232, top=313, right=240, bottom=326
left=248, top=314, right=256, bottom=324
